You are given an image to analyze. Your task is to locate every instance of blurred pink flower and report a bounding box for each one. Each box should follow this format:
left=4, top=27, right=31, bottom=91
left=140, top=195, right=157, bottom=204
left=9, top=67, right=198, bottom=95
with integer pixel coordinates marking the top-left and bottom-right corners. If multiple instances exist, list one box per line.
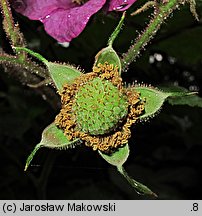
left=12, top=0, right=137, bottom=43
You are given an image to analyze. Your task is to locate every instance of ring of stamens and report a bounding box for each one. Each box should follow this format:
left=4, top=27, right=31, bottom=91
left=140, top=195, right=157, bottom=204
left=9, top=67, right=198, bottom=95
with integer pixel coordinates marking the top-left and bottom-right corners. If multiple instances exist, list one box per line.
left=55, top=62, right=144, bottom=153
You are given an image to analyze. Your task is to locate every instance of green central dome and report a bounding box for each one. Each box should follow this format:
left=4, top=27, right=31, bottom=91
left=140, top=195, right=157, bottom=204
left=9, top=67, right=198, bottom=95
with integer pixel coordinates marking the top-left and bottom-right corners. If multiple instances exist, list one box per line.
left=72, top=77, right=128, bottom=135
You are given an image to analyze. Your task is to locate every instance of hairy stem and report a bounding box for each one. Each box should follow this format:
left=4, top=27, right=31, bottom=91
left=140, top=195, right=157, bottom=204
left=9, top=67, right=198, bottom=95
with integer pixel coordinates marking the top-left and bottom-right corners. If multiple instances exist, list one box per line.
left=0, top=52, right=59, bottom=109
left=0, top=1, right=50, bottom=78
left=0, top=1, right=59, bottom=108
left=0, top=0, right=26, bottom=61
left=121, top=0, right=187, bottom=71
left=131, top=1, right=157, bottom=16
left=0, top=0, right=17, bottom=44
left=0, top=53, right=48, bottom=78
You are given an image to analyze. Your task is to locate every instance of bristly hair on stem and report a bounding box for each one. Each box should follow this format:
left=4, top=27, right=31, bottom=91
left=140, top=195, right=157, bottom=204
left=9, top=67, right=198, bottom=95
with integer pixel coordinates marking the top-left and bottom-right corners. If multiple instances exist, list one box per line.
left=0, top=0, right=58, bottom=107
left=0, top=0, right=49, bottom=80
left=0, top=0, right=27, bottom=61
left=121, top=0, right=199, bottom=72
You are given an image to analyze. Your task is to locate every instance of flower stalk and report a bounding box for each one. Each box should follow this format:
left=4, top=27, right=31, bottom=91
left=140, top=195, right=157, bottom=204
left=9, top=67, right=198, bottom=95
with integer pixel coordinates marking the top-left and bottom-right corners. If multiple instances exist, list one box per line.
left=0, top=53, right=48, bottom=78
left=0, top=0, right=26, bottom=61
left=121, top=0, right=197, bottom=71
left=0, top=1, right=50, bottom=79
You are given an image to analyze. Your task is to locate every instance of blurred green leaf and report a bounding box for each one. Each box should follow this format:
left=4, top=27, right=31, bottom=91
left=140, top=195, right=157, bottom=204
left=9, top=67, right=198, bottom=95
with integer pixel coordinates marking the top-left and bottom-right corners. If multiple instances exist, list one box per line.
left=168, top=94, right=202, bottom=107
left=160, top=85, right=202, bottom=108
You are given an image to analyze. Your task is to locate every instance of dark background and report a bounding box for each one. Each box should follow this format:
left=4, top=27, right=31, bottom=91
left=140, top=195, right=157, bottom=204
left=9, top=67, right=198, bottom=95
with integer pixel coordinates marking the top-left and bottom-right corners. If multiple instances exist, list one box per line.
left=0, top=1, right=202, bottom=199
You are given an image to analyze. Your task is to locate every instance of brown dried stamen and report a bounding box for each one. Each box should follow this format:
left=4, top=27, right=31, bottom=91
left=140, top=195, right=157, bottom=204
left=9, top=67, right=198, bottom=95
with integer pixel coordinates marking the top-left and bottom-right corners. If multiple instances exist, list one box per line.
left=55, top=62, right=145, bottom=153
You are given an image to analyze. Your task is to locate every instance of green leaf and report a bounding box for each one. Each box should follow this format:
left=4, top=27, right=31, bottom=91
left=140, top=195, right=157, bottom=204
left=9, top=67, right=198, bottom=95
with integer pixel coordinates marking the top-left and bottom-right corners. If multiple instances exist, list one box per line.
left=134, top=86, right=171, bottom=119
left=168, top=94, right=202, bottom=108
left=99, top=144, right=129, bottom=167
left=14, top=47, right=82, bottom=91
left=160, top=85, right=202, bottom=108
left=94, top=47, right=122, bottom=74
left=24, top=123, right=81, bottom=171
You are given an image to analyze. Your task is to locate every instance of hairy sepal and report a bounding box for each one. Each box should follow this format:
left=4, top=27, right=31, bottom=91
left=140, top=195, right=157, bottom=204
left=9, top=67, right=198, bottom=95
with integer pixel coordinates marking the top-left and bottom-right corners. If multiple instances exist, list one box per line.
left=99, top=144, right=129, bottom=167
left=94, top=47, right=121, bottom=74
left=134, top=86, right=171, bottom=120
left=132, top=85, right=199, bottom=120
left=99, top=144, right=157, bottom=197
left=14, top=47, right=82, bottom=91
left=93, top=12, right=125, bottom=74
left=46, top=62, right=81, bottom=91
left=24, top=123, right=81, bottom=171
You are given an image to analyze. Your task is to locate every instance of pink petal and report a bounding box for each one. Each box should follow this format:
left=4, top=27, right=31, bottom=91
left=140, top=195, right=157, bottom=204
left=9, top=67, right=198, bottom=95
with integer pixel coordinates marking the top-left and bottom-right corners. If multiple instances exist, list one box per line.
left=108, top=0, right=137, bottom=11
left=11, top=0, right=72, bottom=20
left=43, top=1, right=107, bottom=42
left=12, top=0, right=106, bottom=42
